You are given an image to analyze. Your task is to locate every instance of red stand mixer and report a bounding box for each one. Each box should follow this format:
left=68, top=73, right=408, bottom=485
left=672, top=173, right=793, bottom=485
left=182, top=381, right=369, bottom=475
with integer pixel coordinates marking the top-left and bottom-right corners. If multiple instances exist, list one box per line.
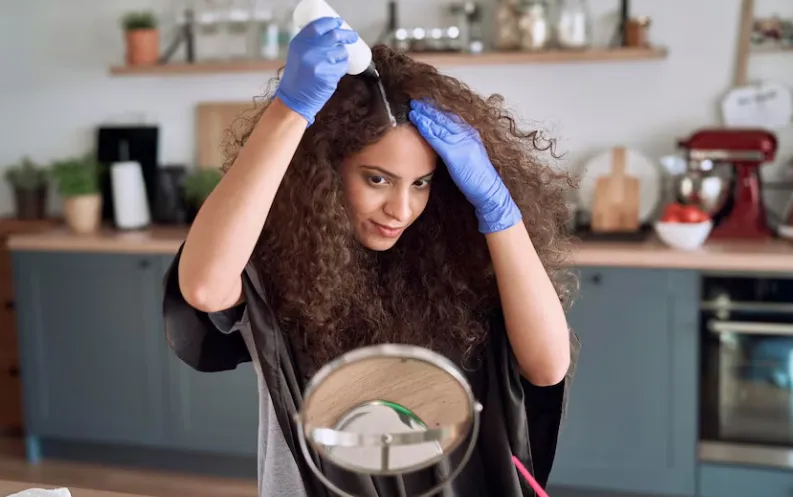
left=677, top=128, right=778, bottom=239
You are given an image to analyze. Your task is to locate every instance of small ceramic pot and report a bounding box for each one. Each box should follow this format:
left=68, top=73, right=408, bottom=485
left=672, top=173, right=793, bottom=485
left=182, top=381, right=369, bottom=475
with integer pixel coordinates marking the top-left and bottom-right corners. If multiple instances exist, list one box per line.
left=63, top=194, right=103, bottom=234
left=125, top=29, right=159, bottom=66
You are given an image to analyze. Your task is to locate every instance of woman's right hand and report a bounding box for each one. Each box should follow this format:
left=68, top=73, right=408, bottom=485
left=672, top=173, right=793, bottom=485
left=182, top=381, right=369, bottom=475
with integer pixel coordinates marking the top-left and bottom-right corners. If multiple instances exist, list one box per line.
left=274, top=17, right=358, bottom=126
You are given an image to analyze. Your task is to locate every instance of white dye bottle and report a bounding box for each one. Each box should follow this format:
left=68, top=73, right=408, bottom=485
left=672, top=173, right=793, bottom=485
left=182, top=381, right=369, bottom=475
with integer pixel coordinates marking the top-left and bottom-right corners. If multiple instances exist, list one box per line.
left=292, top=0, right=374, bottom=76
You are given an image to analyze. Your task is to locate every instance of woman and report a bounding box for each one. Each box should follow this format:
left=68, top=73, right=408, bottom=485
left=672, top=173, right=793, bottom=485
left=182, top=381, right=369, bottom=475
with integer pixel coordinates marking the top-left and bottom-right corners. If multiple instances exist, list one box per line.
left=164, top=16, right=580, bottom=497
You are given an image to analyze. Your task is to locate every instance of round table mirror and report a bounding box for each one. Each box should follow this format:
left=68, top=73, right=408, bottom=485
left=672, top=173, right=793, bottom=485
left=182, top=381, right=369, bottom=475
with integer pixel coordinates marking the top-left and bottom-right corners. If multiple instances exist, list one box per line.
left=293, top=344, right=483, bottom=497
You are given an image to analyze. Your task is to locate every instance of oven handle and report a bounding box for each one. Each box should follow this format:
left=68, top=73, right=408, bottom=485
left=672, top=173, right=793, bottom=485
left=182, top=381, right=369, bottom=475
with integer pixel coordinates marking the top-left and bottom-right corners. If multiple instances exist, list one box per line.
left=708, top=320, right=793, bottom=336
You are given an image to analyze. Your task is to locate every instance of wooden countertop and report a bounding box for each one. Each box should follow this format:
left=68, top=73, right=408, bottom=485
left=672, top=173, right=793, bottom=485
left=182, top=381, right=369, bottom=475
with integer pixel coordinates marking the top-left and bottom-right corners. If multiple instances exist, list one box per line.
left=6, top=226, right=793, bottom=272
left=6, top=227, right=188, bottom=255
left=0, top=480, right=153, bottom=497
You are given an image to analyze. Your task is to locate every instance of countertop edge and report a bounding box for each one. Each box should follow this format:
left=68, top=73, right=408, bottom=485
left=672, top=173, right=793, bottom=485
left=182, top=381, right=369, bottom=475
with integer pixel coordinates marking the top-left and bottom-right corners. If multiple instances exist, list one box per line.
left=6, top=229, right=793, bottom=272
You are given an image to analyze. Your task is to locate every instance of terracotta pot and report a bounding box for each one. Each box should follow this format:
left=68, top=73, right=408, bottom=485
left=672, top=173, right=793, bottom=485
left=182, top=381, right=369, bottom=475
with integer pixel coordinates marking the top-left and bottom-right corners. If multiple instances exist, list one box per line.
left=13, top=186, right=48, bottom=220
left=63, top=194, right=103, bottom=234
left=125, top=29, right=159, bottom=66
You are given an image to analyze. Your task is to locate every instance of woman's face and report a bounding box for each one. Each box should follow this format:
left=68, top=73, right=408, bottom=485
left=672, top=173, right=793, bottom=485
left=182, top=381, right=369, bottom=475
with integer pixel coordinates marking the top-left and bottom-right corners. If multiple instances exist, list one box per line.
left=340, top=125, right=438, bottom=251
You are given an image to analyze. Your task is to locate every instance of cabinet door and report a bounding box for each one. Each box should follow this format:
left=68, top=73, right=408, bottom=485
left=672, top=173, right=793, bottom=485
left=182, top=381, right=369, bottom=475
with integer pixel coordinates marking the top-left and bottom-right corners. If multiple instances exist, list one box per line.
left=157, top=255, right=259, bottom=457
left=12, top=252, right=168, bottom=446
left=550, top=267, right=698, bottom=497
left=699, top=463, right=793, bottom=497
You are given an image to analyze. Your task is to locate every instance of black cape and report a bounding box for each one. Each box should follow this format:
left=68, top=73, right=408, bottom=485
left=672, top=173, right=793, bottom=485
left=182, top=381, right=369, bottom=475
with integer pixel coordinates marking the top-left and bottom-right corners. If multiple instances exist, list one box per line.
left=163, top=246, right=581, bottom=496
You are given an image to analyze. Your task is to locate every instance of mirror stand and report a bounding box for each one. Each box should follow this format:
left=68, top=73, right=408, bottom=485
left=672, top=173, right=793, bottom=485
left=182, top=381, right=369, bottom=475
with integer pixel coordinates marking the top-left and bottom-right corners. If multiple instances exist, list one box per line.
left=295, top=401, right=482, bottom=497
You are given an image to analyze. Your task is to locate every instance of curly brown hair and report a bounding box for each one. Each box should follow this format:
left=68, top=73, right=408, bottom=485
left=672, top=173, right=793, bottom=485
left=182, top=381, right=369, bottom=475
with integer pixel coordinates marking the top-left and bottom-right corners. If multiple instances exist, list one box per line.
left=222, top=44, right=577, bottom=374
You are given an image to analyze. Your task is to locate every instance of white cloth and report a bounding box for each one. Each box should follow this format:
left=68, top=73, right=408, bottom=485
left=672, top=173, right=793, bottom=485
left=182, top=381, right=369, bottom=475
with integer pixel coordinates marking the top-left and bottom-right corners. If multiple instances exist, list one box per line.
left=7, top=488, right=71, bottom=497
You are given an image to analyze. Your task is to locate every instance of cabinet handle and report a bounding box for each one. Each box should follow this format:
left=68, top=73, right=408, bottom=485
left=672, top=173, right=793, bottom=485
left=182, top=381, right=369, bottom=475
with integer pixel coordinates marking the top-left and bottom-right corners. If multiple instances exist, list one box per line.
left=4, top=300, right=13, bottom=310
left=8, top=366, right=19, bottom=378
left=138, top=259, right=151, bottom=269
left=587, top=273, right=602, bottom=285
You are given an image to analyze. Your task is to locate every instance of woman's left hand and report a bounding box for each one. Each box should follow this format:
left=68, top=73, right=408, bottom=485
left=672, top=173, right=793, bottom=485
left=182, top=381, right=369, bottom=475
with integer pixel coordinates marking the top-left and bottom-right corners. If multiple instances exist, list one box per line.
left=409, top=99, right=522, bottom=234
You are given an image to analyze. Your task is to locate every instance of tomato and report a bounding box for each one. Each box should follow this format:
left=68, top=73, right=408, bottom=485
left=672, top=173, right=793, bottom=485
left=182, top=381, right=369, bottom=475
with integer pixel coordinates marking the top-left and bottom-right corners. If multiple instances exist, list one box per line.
left=679, top=205, right=710, bottom=223
left=659, top=203, right=710, bottom=223
left=660, top=203, right=684, bottom=222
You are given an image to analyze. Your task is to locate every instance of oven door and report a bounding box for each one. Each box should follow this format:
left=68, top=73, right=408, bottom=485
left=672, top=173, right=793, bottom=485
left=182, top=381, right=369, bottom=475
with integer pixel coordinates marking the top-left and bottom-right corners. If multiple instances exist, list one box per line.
left=700, top=311, right=793, bottom=469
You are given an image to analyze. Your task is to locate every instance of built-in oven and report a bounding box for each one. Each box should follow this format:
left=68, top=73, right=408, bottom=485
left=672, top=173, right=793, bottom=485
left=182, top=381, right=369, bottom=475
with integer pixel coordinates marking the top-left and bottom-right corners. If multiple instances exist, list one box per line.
left=699, top=274, right=793, bottom=468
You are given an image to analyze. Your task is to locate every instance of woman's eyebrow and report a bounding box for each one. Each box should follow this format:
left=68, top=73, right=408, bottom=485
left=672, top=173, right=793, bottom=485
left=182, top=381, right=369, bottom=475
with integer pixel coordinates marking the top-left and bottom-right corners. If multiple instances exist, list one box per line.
left=360, top=165, right=400, bottom=179
left=360, top=165, right=435, bottom=181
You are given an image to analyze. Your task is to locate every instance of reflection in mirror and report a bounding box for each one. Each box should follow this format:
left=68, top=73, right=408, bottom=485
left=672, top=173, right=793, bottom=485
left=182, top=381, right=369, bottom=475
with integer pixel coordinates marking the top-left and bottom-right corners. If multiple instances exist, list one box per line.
left=293, top=344, right=482, bottom=496
left=328, top=401, right=443, bottom=473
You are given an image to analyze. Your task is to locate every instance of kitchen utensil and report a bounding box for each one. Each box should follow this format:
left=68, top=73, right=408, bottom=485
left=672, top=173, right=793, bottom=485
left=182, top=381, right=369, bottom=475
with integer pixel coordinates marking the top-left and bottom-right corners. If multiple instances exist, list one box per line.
left=677, top=128, right=778, bottom=239
left=579, top=146, right=659, bottom=226
left=109, top=161, right=151, bottom=230
left=196, top=102, right=252, bottom=169
left=295, top=344, right=482, bottom=496
left=672, top=160, right=731, bottom=215
left=153, top=165, right=189, bottom=225
left=590, top=147, right=640, bottom=232
left=96, top=126, right=159, bottom=221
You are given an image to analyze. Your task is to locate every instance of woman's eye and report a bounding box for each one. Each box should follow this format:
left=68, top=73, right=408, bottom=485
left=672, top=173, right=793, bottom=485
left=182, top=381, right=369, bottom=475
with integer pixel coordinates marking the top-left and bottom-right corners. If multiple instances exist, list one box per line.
left=413, top=178, right=432, bottom=188
left=367, top=175, right=387, bottom=186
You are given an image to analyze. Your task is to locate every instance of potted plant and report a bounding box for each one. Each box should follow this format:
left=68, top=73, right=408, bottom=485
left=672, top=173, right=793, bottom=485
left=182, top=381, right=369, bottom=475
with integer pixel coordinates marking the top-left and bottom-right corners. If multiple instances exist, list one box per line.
left=50, top=154, right=103, bottom=234
left=121, top=10, right=159, bottom=66
left=4, top=157, right=49, bottom=220
left=183, top=168, right=223, bottom=222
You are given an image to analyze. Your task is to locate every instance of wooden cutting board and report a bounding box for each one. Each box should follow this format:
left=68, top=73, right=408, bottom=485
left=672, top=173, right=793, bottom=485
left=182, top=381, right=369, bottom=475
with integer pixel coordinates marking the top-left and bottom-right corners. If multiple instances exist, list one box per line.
left=196, top=101, right=255, bottom=169
left=591, top=146, right=640, bottom=232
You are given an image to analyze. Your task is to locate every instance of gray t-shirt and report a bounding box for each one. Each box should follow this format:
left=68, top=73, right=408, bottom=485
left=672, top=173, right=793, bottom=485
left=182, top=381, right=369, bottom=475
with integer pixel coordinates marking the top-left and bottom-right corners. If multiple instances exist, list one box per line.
left=208, top=307, right=307, bottom=497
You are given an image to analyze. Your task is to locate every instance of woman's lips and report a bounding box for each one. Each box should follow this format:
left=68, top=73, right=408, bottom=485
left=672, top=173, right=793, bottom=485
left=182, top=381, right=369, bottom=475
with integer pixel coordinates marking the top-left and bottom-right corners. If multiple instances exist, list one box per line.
left=371, top=221, right=405, bottom=238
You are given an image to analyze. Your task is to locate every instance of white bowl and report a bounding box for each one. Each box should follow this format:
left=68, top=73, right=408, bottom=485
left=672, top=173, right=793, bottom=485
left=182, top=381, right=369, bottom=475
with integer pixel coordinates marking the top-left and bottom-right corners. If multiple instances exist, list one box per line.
left=654, top=220, right=713, bottom=250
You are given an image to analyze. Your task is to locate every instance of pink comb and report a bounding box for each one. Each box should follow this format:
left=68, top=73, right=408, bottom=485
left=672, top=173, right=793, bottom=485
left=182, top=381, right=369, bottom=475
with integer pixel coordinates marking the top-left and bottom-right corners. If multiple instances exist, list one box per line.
left=511, top=455, right=551, bottom=497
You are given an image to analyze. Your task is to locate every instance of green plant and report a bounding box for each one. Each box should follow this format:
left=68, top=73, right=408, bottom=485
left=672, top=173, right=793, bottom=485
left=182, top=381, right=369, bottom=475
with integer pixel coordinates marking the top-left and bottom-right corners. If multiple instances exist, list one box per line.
left=121, top=11, right=158, bottom=31
left=183, top=168, right=223, bottom=207
left=4, top=157, right=49, bottom=191
left=50, top=154, right=102, bottom=198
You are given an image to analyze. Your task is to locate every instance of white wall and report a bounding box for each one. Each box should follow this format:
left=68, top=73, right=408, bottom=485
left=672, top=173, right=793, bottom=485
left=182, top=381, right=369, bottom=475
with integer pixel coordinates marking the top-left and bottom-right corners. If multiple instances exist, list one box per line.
left=1, top=0, right=792, bottom=216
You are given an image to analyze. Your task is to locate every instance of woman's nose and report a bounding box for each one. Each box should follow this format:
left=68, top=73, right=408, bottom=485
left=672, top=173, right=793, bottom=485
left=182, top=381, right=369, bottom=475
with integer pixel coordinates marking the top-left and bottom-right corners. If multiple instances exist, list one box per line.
left=384, top=190, right=412, bottom=223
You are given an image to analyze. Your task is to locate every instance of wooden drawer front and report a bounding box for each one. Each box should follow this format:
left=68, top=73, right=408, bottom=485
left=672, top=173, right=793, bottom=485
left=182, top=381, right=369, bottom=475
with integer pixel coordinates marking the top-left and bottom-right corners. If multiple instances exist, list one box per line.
left=0, top=306, right=17, bottom=350
left=0, top=355, right=22, bottom=431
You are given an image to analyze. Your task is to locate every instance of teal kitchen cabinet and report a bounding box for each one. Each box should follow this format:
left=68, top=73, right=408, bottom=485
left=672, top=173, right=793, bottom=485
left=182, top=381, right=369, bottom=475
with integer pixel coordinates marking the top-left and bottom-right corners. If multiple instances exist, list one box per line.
left=157, top=254, right=259, bottom=457
left=12, top=252, right=169, bottom=449
left=550, top=267, right=699, bottom=497
left=699, top=463, right=793, bottom=497
left=12, top=251, right=259, bottom=466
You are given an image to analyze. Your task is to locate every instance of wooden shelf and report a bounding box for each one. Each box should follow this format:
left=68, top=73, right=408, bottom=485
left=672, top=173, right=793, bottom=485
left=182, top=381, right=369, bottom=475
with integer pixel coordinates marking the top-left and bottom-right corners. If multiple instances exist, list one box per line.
left=751, top=44, right=793, bottom=54
left=109, top=46, right=668, bottom=76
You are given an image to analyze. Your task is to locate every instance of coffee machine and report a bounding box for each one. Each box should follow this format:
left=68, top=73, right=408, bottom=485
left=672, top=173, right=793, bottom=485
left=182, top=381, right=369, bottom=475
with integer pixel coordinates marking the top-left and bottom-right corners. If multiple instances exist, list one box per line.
left=677, top=128, right=778, bottom=239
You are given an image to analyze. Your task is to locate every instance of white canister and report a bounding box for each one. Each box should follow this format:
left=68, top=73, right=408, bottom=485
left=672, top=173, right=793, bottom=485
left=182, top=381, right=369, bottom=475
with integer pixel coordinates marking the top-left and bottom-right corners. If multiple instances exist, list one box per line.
left=110, top=161, right=151, bottom=230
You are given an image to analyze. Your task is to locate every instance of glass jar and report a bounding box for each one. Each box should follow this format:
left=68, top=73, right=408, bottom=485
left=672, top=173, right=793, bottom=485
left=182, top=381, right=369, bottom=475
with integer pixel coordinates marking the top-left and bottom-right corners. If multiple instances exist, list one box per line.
left=556, top=0, right=591, bottom=49
left=493, top=0, right=522, bottom=50
left=517, top=0, right=550, bottom=51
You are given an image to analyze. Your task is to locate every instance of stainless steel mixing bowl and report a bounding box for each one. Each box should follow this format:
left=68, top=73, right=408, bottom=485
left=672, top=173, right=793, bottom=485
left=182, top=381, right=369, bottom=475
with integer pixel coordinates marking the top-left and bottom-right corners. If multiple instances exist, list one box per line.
left=663, top=157, right=732, bottom=215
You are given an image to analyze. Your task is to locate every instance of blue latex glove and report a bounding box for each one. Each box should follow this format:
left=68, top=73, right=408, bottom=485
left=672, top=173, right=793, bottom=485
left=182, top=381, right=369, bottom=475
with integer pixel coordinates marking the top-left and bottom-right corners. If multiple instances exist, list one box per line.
left=408, top=99, right=522, bottom=234
left=275, top=17, right=359, bottom=126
